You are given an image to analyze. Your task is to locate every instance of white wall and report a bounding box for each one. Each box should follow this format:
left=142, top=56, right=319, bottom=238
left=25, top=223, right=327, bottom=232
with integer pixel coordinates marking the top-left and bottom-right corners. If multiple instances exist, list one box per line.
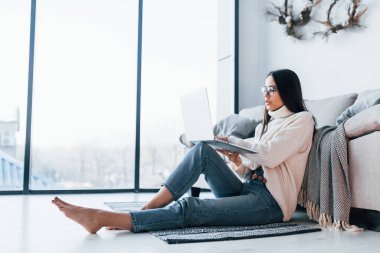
left=217, top=0, right=235, bottom=120
left=239, top=0, right=380, bottom=109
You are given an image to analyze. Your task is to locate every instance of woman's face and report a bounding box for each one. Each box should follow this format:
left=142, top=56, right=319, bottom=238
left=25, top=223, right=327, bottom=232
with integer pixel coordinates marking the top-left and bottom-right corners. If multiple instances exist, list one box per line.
left=262, top=75, right=284, bottom=112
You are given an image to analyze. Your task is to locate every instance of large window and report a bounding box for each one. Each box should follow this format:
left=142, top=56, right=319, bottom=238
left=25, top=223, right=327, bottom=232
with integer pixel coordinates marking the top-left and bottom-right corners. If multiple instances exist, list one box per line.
left=31, top=0, right=139, bottom=190
left=0, top=0, right=223, bottom=193
left=0, top=0, right=30, bottom=191
left=139, top=0, right=217, bottom=188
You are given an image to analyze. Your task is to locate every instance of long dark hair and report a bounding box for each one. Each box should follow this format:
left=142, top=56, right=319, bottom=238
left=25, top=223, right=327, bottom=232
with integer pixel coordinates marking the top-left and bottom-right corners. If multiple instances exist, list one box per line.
left=260, top=69, right=309, bottom=138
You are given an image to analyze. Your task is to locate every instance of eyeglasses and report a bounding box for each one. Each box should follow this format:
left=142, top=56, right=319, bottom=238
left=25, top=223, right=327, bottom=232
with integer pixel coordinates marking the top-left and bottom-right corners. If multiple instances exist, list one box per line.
left=261, top=86, right=278, bottom=97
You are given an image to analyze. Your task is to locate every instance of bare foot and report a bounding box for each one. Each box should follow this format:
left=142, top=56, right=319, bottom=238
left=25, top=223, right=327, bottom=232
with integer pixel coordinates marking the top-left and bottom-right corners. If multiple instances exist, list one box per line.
left=141, top=186, right=174, bottom=210
left=141, top=204, right=152, bottom=210
left=141, top=202, right=164, bottom=210
left=52, top=197, right=103, bottom=234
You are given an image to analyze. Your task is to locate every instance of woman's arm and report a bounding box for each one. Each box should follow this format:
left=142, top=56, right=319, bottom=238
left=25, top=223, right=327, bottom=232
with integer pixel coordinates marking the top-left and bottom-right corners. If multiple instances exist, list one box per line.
left=228, top=113, right=314, bottom=168
left=216, top=137, right=255, bottom=178
left=228, top=156, right=255, bottom=178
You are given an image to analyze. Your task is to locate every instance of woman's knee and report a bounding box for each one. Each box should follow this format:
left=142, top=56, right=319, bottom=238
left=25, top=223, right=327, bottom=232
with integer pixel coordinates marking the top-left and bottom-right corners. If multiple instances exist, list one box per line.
left=192, top=142, right=215, bottom=155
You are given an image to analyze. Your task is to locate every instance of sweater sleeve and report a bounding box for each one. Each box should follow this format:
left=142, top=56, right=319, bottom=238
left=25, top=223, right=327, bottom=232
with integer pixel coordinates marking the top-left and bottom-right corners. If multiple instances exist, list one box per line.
left=228, top=113, right=314, bottom=169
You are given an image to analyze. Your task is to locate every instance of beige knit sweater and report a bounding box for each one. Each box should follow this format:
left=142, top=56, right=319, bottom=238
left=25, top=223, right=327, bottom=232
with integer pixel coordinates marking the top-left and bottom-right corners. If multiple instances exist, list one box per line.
left=228, top=106, right=314, bottom=221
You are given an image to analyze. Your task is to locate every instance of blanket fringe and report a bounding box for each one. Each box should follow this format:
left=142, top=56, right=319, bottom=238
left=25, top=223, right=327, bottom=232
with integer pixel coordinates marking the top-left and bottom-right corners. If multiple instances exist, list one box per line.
left=333, top=220, right=363, bottom=232
left=297, top=190, right=362, bottom=232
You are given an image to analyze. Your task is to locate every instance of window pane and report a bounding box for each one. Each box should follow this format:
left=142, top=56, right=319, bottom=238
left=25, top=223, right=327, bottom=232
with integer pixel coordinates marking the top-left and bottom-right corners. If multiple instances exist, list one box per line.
left=140, top=0, right=217, bottom=188
left=0, top=0, right=30, bottom=190
left=31, top=0, right=138, bottom=190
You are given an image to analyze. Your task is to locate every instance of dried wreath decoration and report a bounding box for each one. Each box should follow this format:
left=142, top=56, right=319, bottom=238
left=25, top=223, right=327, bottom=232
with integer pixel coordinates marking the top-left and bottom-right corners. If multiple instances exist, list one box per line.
left=314, top=0, right=367, bottom=38
left=266, top=0, right=367, bottom=40
left=266, top=0, right=322, bottom=40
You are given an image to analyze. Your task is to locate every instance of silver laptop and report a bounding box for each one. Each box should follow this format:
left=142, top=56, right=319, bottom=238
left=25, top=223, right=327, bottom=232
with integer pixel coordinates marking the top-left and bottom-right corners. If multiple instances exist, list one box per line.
left=180, top=88, right=256, bottom=154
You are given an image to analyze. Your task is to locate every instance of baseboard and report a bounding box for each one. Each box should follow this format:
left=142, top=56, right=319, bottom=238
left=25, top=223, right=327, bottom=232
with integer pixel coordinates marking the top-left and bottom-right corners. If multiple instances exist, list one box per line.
left=366, top=209, right=380, bottom=232
left=348, top=208, right=380, bottom=232
left=297, top=205, right=380, bottom=232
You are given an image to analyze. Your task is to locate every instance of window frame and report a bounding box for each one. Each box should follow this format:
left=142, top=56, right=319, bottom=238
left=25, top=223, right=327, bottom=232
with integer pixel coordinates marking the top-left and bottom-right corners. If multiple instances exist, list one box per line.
left=0, top=0, right=238, bottom=195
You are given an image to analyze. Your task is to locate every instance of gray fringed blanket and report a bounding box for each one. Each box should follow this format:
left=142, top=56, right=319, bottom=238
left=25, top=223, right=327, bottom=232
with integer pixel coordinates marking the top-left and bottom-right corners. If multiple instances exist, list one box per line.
left=298, top=123, right=362, bottom=231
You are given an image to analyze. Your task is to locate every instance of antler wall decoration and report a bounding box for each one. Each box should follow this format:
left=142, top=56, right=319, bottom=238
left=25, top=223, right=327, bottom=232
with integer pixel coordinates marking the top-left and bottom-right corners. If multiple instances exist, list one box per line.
left=266, top=0, right=322, bottom=39
left=266, top=0, right=367, bottom=40
left=314, top=0, right=367, bottom=38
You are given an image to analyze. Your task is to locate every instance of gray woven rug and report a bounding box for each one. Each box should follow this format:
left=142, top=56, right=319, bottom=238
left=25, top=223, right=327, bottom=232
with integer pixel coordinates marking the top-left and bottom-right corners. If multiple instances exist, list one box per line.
left=151, top=223, right=321, bottom=244
left=104, top=201, right=321, bottom=244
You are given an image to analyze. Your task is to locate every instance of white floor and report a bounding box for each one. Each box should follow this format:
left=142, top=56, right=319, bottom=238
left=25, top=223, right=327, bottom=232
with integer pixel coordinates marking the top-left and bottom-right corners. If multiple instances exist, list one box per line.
left=1, top=193, right=379, bottom=253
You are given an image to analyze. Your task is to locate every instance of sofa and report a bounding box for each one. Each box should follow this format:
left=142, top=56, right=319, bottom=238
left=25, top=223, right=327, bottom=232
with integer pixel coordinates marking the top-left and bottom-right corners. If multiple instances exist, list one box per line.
left=183, top=88, right=380, bottom=231
left=238, top=89, right=380, bottom=231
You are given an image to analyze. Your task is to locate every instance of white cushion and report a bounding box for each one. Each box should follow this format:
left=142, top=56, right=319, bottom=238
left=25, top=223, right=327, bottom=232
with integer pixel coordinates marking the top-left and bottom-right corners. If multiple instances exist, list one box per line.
left=337, top=89, right=380, bottom=125
left=344, top=104, right=380, bottom=139
left=305, top=93, right=357, bottom=127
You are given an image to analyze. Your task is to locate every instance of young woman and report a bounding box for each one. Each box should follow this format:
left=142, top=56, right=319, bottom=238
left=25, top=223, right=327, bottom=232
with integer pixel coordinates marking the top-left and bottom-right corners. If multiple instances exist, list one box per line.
left=52, top=69, right=315, bottom=234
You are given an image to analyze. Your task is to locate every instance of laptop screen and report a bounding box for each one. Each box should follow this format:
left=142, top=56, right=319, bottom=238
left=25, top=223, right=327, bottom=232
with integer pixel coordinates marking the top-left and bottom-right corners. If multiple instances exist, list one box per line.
left=180, top=88, right=214, bottom=142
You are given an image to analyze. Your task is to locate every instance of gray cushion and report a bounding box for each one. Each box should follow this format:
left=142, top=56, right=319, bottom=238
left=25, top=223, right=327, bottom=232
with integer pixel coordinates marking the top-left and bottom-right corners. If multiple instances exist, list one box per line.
left=179, top=114, right=259, bottom=148
left=336, top=89, right=380, bottom=125
left=305, top=93, right=357, bottom=127
left=213, top=114, right=258, bottom=138
left=238, top=105, right=265, bottom=123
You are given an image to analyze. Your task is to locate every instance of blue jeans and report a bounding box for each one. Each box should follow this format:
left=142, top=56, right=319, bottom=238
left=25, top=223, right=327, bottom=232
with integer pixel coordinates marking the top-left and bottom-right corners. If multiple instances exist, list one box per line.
left=130, top=143, right=283, bottom=232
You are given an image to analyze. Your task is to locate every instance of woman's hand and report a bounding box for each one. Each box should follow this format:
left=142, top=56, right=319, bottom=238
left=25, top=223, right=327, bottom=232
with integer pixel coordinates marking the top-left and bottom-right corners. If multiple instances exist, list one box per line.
left=215, top=136, right=242, bottom=166
left=215, top=135, right=229, bottom=142
left=220, top=150, right=242, bottom=167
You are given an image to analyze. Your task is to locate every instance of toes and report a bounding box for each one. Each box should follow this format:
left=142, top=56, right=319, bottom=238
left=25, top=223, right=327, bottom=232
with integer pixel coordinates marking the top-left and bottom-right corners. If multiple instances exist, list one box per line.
left=54, top=197, right=71, bottom=207
left=58, top=198, right=69, bottom=205
left=54, top=197, right=64, bottom=204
